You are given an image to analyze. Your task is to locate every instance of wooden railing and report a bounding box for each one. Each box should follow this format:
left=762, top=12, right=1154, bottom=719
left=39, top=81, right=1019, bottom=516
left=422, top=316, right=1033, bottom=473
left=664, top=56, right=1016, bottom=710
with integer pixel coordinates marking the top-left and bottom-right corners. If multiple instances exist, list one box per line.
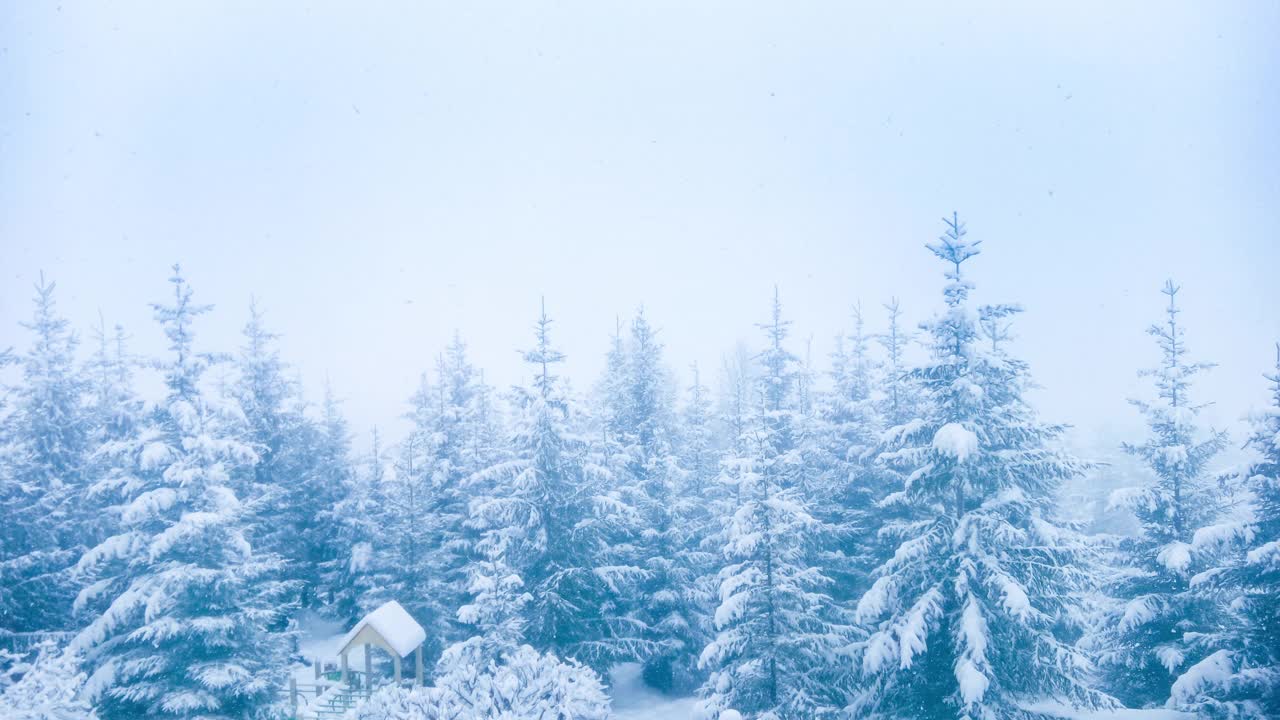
left=290, top=678, right=372, bottom=719
left=286, top=666, right=415, bottom=719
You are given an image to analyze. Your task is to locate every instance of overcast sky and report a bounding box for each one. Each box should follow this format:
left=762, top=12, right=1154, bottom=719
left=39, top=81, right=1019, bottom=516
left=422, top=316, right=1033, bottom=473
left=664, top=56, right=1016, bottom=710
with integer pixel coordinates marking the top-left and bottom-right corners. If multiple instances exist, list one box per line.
left=2, top=1, right=1277, bottom=455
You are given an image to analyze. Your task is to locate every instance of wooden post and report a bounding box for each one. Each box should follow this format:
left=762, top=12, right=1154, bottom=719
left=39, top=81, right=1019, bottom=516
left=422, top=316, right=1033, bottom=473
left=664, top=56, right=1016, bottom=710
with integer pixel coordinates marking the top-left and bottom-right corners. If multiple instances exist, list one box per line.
left=340, top=651, right=349, bottom=687
left=289, top=677, right=298, bottom=719
left=393, top=654, right=401, bottom=684
left=364, top=646, right=372, bottom=689
left=415, top=646, right=424, bottom=687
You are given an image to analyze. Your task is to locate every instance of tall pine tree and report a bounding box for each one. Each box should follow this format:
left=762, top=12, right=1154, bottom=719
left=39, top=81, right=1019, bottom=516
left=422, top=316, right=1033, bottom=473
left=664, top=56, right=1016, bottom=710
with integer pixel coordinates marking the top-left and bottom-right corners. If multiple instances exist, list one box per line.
left=310, top=381, right=356, bottom=610
left=851, top=215, right=1109, bottom=720
left=1101, top=280, right=1232, bottom=711
left=467, top=300, right=645, bottom=672
left=1169, top=344, right=1280, bottom=717
left=72, top=266, right=292, bottom=720
left=820, top=304, right=892, bottom=603
left=235, top=301, right=334, bottom=610
left=614, top=310, right=702, bottom=693
left=1218, top=345, right=1280, bottom=715
left=699, top=289, right=846, bottom=719
left=325, top=428, right=393, bottom=626
left=1, top=274, right=89, bottom=633
left=378, top=337, right=492, bottom=663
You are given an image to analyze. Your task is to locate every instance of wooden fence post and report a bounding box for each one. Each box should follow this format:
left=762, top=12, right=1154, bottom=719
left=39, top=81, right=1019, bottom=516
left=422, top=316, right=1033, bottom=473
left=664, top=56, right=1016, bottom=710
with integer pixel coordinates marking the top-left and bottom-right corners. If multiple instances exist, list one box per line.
left=364, top=647, right=372, bottom=689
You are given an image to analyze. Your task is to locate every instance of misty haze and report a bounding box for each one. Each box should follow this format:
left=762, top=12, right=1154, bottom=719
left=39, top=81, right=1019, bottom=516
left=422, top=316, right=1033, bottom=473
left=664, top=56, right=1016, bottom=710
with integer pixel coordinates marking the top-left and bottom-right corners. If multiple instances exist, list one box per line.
left=1, top=3, right=1278, bottom=720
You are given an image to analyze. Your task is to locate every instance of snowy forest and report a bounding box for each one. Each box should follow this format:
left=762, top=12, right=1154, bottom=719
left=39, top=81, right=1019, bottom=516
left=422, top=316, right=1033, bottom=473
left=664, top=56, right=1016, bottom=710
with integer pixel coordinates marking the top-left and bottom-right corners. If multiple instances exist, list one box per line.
left=0, top=214, right=1276, bottom=720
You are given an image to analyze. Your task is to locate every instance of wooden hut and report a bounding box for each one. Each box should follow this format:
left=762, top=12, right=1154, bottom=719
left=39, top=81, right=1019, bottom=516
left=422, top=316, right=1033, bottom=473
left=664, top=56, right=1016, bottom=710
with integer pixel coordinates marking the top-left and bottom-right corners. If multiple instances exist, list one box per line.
left=337, top=600, right=426, bottom=687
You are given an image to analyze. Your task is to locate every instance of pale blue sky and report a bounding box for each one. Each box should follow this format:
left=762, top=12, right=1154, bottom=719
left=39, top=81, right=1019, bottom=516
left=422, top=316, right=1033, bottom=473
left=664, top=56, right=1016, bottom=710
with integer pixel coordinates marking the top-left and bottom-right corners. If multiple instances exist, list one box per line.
left=2, top=1, right=1277, bottom=452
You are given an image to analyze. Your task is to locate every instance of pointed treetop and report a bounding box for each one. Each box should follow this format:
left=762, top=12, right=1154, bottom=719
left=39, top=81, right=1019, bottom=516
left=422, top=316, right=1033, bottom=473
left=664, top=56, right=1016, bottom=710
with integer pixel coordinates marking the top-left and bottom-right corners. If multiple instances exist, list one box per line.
left=244, top=296, right=280, bottom=344
left=630, top=305, right=660, bottom=353
left=524, top=296, right=566, bottom=399
left=755, top=286, right=797, bottom=412
left=445, top=330, right=470, bottom=368
left=241, top=299, right=286, bottom=382
left=22, top=271, right=75, bottom=352
left=879, top=297, right=910, bottom=353
left=1142, top=279, right=1215, bottom=411
left=927, top=212, right=981, bottom=266
left=756, top=285, right=793, bottom=350
left=151, top=264, right=215, bottom=400
left=446, top=330, right=470, bottom=369
left=926, top=213, right=981, bottom=309
left=30, top=270, right=57, bottom=318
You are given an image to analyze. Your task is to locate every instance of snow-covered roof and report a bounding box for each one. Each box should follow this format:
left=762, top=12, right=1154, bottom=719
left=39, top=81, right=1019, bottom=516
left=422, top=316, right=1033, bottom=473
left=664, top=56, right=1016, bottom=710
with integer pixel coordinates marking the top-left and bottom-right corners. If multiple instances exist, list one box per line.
left=338, top=601, right=426, bottom=658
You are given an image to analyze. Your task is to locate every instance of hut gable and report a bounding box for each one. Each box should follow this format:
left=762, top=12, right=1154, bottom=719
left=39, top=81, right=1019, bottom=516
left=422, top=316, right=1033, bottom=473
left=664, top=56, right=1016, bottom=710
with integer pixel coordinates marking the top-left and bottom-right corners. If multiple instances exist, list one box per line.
left=339, top=600, right=426, bottom=659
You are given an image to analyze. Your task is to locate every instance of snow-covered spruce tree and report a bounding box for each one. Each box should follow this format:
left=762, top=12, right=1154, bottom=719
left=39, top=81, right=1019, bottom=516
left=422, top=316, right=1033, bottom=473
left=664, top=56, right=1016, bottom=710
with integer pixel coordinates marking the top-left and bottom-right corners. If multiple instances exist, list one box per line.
left=795, top=337, right=818, bottom=421
left=827, top=305, right=881, bottom=460
left=370, top=391, right=446, bottom=640
left=235, top=301, right=337, bottom=610
left=436, top=333, right=500, bottom=480
left=0, top=347, right=21, bottom=658
left=819, top=304, right=893, bottom=601
left=0, top=419, right=45, bottom=697
left=1141, top=343, right=1280, bottom=718
left=587, top=319, right=640, bottom=600
left=698, top=289, right=846, bottom=720
left=611, top=309, right=705, bottom=694
left=381, top=338, right=492, bottom=663
left=841, top=299, right=930, bottom=595
left=669, top=363, right=724, bottom=690
left=325, top=428, right=394, bottom=626
left=71, top=266, right=292, bottom=720
left=599, top=317, right=632, bottom=449
left=430, top=337, right=501, bottom=631
left=310, top=381, right=357, bottom=610
left=465, top=368, right=505, bottom=473
left=451, top=521, right=532, bottom=667
left=72, top=321, right=147, bottom=628
left=1212, top=345, right=1280, bottom=715
left=84, top=319, right=137, bottom=446
left=877, top=298, right=923, bottom=430
left=467, top=300, right=645, bottom=672
left=83, top=319, right=145, bottom=510
left=680, top=364, right=721, bottom=522
left=0, top=275, right=90, bottom=633
left=719, top=342, right=756, bottom=464
left=850, top=215, right=1109, bottom=720
left=1100, top=280, right=1232, bottom=711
